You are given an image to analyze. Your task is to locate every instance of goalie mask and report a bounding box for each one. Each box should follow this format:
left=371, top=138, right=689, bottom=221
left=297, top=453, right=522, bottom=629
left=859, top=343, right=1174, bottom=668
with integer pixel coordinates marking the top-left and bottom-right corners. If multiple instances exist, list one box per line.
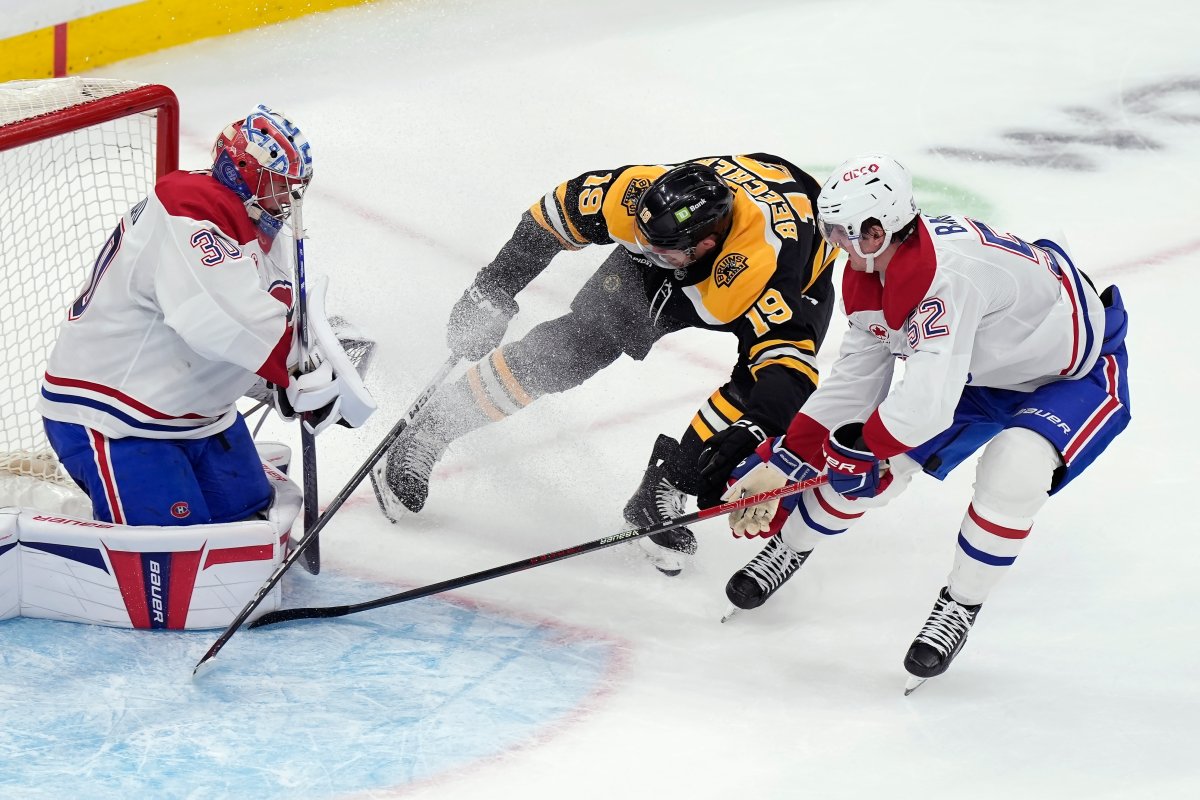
left=816, top=155, right=918, bottom=273
left=212, top=105, right=313, bottom=241
left=635, top=163, right=734, bottom=270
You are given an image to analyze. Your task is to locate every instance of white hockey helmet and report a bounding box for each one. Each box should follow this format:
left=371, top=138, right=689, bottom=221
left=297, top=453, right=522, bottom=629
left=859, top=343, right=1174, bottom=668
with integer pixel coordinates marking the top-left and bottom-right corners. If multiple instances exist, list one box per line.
left=817, top=155, right=918, bottom=271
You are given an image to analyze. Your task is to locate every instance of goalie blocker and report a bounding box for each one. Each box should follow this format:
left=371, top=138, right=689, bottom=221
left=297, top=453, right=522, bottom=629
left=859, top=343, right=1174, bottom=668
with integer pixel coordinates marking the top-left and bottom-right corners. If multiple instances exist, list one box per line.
left=0, top=444, right=301, bottom=629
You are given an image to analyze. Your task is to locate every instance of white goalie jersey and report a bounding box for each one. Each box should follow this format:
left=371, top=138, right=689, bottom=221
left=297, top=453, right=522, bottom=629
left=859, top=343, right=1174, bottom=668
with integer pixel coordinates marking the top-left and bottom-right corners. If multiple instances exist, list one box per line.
left=38, top=171, right=294, bottom=440
left=789, top=213, right=1107, bottom=459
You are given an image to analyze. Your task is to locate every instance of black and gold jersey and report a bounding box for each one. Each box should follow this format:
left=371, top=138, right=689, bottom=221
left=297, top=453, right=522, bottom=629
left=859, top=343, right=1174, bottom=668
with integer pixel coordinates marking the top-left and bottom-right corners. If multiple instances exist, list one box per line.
left=475, top=153, right=838, bottom=434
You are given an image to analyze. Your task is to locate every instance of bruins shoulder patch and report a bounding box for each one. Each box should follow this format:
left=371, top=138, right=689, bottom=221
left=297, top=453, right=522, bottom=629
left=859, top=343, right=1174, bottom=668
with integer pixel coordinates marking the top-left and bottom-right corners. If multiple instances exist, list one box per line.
left=622, top=177, right=652, bottom=216
left=714, top=253, right=749, bottom=287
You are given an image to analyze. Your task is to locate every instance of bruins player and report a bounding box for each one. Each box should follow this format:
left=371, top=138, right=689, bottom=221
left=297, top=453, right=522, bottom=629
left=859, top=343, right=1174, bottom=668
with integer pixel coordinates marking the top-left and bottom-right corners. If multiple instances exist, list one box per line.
left=371, top=155, right=837, bottom=575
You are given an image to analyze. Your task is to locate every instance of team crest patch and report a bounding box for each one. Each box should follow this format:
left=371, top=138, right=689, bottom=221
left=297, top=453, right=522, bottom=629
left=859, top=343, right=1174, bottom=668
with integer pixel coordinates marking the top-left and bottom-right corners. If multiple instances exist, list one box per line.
left=713, top=253, right=749, bottom=288
left=622, top=178, right=651, bottom=216
left=171, top=502, right=191, bottom=519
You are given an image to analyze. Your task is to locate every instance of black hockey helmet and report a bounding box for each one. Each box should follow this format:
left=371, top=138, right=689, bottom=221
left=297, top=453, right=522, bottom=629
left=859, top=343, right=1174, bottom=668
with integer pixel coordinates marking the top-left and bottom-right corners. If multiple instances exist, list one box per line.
left=635, top=163, right=734, bottom=251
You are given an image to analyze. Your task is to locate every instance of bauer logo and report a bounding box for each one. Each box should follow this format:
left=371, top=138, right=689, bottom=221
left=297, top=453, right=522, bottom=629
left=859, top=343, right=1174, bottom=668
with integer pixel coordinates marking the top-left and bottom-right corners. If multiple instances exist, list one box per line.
left=1015, top=407, right=1072, bottom=434
left=148, top=559, right=166, bottom=625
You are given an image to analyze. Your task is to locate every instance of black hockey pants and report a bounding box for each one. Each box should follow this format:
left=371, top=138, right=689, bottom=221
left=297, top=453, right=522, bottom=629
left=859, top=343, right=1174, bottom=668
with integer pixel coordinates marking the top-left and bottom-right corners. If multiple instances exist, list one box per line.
left=500, top=248, right=754, bottom=495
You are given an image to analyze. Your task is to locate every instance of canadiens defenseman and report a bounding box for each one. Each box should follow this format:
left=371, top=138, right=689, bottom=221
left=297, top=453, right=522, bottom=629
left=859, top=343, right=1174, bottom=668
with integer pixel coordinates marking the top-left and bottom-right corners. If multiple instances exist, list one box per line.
left=721, top=155, right=1131, bottom=693
left=38, top=105, right=374, bottom=527
left=370, top=156, right=839, bottom=577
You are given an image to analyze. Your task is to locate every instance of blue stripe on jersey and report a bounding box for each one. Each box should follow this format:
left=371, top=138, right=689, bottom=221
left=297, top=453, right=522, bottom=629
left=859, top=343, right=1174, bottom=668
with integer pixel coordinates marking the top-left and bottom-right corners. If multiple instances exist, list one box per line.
left=1037, top=240, right=1096, bottom=377
left=40, top=388, right=209, bottom=434
left=956, top=532, right=1017, bottom=566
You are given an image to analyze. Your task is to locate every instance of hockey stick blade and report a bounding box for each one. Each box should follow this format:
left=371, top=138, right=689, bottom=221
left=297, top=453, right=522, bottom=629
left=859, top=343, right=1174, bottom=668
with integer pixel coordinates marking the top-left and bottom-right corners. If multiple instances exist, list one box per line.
left=248, top=474, right=830, bottom=629
left=191, top=356, right=459, bottom=677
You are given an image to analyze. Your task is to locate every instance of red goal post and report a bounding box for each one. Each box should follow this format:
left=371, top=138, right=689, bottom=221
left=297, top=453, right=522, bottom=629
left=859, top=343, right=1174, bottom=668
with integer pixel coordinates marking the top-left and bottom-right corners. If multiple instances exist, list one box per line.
left=0, top=78, right=178, bottom=499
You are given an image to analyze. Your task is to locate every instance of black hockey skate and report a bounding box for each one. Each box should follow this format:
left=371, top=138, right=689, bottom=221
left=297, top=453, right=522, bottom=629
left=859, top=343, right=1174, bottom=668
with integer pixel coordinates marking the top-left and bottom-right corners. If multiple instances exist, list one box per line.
left=722, top=536, right=812, bottom=621
left=369, top=422, right=450, bottom=521
left=623, top=436, right=698, bottom=577
left=903, top=586, right=983, bottom=695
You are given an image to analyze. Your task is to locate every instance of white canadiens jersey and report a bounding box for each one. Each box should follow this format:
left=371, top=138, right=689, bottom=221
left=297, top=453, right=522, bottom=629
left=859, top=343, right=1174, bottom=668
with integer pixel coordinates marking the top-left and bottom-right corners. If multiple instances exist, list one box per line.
left=798, top=213, right=1106, bottom=457
left=39, top=171, right=293, bottom=440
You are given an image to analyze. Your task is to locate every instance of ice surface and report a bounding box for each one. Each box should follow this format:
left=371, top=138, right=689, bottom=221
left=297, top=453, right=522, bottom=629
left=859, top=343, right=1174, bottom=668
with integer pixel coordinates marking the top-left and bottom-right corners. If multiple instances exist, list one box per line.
left=2, top=0, right=1198, bottom=797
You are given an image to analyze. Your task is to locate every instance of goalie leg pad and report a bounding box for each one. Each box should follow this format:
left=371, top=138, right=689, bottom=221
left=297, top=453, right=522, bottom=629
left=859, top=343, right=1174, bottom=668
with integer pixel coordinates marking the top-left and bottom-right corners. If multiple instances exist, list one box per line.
left=12, top=460, right=301, bottom=629
left=1, top=510, right=17, bottom=621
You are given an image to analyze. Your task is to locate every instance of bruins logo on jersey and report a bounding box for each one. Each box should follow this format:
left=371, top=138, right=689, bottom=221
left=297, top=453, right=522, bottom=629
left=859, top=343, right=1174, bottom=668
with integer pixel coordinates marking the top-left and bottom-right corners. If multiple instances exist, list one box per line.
left=714, top=253, right=749, bottom=287
left=622, top=178, right=652, bottom=216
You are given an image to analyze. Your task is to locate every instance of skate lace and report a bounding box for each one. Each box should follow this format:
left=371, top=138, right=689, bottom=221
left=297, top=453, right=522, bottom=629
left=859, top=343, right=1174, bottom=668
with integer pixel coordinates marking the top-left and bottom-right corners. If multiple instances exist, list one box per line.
left=744, top=538, right=803, bottom=593
left=914, top=597, right=975, bottom=656
left=654, top=479, right=688, bottom=521
left=400, top=430, right=445, bottom=477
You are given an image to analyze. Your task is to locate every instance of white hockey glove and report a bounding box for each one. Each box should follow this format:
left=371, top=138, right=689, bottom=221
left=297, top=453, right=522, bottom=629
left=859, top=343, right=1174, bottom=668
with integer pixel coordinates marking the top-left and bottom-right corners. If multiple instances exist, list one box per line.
left=724, top=461, right=789, bottom=537
left=275, top=275, right=378, bottom=435
left=724, top=437, right=821, bottom=537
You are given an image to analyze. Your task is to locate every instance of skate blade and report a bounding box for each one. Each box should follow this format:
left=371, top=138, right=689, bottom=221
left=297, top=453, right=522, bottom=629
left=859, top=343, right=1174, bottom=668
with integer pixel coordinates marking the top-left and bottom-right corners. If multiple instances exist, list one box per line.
left=634, top=538, right=684, bottom=577
left=720, top=605, right=741, bottom=623
left=903, top=675, right=928, bottom=696
left=368, top=466, right=405, bottom=524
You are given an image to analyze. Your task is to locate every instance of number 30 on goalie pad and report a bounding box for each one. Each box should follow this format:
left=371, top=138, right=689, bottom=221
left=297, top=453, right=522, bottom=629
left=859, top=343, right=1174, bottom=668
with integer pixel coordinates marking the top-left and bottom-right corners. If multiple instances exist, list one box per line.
left=0, top=460, right=302, bottom=629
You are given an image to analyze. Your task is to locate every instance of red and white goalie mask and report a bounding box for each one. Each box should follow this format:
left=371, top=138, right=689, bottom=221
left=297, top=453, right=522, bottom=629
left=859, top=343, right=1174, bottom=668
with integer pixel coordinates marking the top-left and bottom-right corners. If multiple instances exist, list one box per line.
left=211, top=104, right=314, bottom=240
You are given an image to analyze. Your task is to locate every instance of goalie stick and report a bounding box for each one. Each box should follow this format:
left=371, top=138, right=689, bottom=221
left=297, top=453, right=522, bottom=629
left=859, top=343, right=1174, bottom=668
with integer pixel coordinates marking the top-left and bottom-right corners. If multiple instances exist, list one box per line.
left=247, top=474, right=830, bottom=629
left=291, top=196, right=322, bottom=576
left=191, top=355, right=459, bottom=678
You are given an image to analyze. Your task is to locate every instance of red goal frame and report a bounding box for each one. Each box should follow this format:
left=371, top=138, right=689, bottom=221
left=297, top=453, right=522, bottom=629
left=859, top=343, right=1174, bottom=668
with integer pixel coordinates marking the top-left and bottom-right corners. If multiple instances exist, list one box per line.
left=0, top=83, right=179, bottom=176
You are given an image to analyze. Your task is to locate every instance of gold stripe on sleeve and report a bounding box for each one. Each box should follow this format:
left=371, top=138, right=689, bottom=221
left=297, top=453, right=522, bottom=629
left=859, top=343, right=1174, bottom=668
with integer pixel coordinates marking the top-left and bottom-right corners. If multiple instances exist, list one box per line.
left=748, top=338, right=816, bottom=360
left=749, top=357, right=819, bottom=385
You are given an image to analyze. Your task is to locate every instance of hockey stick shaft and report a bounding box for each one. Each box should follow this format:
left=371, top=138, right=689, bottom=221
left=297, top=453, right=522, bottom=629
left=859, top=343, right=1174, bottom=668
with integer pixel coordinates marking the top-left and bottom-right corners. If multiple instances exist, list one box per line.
left=192, top=355, right=459, bottom=676
left=248, top=474, right=829, bottom=628
left=291, top=195, right=322, bottom=575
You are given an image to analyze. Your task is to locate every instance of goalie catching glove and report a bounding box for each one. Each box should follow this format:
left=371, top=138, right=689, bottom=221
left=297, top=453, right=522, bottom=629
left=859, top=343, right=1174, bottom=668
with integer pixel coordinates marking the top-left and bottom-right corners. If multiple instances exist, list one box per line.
left=273, top=274, right=377, bottom=434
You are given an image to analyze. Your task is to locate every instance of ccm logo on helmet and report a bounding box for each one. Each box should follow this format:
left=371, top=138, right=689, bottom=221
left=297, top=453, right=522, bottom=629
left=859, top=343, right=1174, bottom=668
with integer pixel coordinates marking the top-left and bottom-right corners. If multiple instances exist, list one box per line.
left=842, top=164, right=881, bottom=181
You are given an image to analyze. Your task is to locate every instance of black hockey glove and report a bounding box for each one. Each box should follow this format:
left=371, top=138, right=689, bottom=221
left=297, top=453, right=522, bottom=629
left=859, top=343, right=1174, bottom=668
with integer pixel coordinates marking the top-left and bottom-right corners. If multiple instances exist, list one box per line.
left=696, top=418, right=768, bottom=508
left=446, top=281, right=519, bottom=361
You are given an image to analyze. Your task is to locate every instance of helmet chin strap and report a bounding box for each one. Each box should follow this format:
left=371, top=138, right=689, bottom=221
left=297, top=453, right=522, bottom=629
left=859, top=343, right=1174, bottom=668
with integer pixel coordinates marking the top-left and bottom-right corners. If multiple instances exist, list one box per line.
left=853, top=230, right=893, bottom=274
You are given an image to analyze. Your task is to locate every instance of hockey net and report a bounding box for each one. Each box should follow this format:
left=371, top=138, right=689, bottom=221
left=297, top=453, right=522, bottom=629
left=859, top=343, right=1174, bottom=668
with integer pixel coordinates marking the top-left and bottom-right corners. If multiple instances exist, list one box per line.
left=0, top=78, right=178, bottom=510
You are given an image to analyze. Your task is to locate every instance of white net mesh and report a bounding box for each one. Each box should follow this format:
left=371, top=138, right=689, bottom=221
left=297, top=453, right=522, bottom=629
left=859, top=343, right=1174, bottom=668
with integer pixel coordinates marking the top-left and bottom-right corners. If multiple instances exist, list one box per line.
left=0, top=78, right=167, bottom=490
